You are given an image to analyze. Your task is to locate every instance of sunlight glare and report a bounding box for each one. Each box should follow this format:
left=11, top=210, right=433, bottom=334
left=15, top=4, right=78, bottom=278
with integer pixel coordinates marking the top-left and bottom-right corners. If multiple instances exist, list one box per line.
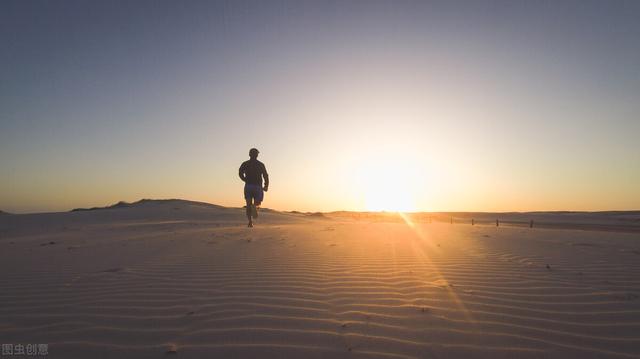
left=351, top=150, right=428, bottom=212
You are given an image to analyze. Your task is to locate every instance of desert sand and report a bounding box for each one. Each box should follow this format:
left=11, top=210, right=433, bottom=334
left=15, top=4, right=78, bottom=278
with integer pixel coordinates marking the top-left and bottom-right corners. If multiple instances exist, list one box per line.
left=1, top=200, right=639, bottom=358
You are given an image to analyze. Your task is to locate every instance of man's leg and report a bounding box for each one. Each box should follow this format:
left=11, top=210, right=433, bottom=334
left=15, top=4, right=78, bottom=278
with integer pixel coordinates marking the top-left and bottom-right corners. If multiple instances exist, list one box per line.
left=253, top=187, right=264, bottom=219
left=246, top=198, right=253, bottom=227
left=244, top=184, right=254, bottom=227
left=252, top=199, right=260, bottom=218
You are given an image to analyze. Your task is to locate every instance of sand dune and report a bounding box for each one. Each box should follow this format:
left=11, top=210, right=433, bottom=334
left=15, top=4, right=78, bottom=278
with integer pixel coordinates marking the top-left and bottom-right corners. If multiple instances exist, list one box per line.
left=1, top=200, right=639, bottom=358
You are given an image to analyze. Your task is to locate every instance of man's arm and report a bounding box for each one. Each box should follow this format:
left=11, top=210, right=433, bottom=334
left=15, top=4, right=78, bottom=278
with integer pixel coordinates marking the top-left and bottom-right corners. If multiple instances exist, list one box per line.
left=238, top=163, right=246, bottom=182
left=262, top=164, right=269, bottom=191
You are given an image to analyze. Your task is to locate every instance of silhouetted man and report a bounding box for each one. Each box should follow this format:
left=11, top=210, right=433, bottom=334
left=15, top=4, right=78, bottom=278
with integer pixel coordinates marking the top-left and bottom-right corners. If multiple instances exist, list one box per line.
left=239, top=148, right=269, bottom=227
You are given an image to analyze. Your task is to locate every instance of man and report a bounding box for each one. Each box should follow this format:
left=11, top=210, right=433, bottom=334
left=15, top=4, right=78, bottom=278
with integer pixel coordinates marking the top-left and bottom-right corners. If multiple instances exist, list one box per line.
left=238, top=148, right=269, bottom=227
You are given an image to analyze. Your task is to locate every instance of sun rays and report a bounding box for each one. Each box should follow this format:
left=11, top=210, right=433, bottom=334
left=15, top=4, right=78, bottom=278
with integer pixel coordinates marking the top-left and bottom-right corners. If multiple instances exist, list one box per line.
left=398, top=212, right=478, bottom=326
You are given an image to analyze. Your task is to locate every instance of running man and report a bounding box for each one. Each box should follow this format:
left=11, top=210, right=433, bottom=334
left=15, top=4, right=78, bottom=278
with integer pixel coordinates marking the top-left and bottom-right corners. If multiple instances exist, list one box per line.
left=238, top=148, right=269, bottom=227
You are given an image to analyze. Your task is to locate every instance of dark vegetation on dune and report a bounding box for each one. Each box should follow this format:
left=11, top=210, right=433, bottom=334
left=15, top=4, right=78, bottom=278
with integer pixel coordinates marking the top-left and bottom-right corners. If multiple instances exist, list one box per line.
left=306, top=212, right=326, bottom=217
left=287, top=211, right=326, bottom=217
left=71, top=201, right=132, bottom=211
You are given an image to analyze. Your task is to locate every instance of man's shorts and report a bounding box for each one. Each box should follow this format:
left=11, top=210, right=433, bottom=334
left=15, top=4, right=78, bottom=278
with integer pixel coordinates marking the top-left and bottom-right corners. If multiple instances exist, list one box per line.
left=244, top=184, right=264, bottom=204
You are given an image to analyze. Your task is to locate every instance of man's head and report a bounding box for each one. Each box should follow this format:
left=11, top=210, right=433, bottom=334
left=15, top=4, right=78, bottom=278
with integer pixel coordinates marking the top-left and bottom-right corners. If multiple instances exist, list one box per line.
left=249, top=148, right=259, bottom=159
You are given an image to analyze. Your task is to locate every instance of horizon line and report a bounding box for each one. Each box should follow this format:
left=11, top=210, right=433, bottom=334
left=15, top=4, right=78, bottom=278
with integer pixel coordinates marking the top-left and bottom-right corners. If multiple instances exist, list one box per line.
left=2, top=198, right=639, bottom=216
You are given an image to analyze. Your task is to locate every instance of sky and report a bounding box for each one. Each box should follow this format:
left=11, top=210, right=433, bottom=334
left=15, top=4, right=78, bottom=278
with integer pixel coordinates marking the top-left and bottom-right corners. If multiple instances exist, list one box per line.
left=1, top=0, right=639, bottom=214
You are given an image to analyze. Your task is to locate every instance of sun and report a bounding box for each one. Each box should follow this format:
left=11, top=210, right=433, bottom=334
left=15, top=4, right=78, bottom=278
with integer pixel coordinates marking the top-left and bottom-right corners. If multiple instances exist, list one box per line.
left=350, top=152, right=426, bottom=213
left=365, top=187, right=415, bottom=212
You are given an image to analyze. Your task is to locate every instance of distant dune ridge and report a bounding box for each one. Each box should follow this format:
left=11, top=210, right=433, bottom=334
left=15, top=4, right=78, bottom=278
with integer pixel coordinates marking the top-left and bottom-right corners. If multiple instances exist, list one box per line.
left=330, top=210, right=640, bottom=233
left=1, top=199, right=640, bottom=358
left=70, top=198, right=227, bottom=212
left=5, top=198, right=640, bottom=232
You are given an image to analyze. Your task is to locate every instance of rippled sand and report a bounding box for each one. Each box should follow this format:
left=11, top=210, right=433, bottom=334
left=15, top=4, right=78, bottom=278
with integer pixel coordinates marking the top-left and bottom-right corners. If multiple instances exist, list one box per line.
left=1, top=201, right=639, bottom=358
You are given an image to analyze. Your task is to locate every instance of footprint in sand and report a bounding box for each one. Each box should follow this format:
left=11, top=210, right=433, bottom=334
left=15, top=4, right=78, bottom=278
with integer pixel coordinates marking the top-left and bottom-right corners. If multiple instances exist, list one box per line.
left=165, top=343, right=178, bottom=355
left=102, top=267, right=124, bottom=273
left=432, top=279, right=453, bottom=288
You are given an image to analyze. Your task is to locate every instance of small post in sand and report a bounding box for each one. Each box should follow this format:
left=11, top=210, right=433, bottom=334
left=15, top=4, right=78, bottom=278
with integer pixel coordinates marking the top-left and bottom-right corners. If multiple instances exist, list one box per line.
left=450, top=217, right=453, bottom=224
left=472, top=219, right=475, bottom=226
left=530, top=219, right=534, bottom=228
left=496, top=219, right=499, bottom=227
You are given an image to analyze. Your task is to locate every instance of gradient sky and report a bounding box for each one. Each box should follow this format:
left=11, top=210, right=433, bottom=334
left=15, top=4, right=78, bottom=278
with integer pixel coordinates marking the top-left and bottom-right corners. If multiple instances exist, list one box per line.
left=1, top=0, right=639, bottom=213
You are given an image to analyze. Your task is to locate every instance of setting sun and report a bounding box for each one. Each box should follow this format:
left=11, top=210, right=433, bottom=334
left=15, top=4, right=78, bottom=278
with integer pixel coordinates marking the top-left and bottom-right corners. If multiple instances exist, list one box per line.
left=350, top=150, right=428, bottom=212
